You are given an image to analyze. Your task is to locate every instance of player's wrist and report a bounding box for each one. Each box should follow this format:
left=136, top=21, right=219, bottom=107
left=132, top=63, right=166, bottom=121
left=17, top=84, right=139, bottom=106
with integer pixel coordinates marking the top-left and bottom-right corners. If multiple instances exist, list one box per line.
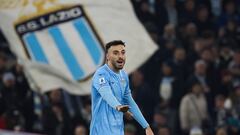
left=144, top=125, right=150, bottom=130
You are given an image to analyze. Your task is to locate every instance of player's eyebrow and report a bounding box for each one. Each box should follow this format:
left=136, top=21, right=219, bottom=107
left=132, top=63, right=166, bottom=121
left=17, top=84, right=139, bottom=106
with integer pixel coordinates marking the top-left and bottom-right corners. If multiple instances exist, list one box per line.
left=113, top=50, right=119, bottom=53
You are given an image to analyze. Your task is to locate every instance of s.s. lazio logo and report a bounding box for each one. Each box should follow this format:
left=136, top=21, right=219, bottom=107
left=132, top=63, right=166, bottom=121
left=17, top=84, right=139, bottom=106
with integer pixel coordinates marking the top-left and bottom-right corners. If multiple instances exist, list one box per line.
left=14, top=1, right=105, bottom=81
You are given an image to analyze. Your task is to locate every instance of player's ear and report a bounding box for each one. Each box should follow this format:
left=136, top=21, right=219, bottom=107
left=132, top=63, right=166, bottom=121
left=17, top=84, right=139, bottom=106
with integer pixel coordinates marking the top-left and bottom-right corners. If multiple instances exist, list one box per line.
left=106, top=53, right=109, bottom=61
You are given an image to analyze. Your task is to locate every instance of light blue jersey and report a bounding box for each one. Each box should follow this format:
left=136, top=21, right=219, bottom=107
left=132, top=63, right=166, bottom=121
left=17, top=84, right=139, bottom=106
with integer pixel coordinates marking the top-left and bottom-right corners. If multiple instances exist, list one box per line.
left=90, top=64, right=149, bottom=135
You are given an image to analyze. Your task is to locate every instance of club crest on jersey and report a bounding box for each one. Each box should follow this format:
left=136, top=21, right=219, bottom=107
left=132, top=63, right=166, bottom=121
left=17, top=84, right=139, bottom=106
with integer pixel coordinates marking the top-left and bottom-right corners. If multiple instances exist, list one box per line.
left=14, top=1, right=104, bottom=81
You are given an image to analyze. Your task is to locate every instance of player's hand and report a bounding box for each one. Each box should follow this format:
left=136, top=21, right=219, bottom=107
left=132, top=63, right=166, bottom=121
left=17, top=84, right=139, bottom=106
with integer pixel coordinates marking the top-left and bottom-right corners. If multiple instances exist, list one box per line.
left=145, top=126, right=154, bottom=135
left=116, top=105, right=129, bottom=113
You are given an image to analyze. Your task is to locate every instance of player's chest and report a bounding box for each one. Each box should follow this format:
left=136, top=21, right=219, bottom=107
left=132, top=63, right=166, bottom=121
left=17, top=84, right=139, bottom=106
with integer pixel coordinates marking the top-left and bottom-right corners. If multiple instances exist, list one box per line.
left=109, top=76, right=126, bottom=97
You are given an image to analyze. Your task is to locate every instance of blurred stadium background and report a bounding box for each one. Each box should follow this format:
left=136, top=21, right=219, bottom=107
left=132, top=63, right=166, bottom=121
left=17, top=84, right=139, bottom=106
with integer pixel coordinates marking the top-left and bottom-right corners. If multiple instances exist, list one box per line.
left=0, top=0, right=240, bottom=135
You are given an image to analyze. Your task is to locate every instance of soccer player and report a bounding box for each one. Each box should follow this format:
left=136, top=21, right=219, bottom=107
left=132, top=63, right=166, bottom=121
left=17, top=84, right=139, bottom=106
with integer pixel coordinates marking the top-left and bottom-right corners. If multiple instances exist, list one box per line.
left=90, top=40, right=154, bottom=135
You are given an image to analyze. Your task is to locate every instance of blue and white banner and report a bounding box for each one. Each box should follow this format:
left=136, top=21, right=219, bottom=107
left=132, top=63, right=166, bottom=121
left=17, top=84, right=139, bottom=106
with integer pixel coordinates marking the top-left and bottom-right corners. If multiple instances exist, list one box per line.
left=0, top=0, right=158, bottom=95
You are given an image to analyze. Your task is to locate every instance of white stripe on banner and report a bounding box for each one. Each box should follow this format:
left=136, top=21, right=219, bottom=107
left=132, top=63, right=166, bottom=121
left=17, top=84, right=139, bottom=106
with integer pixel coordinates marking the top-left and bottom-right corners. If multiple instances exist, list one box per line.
left=73, top=18, right=104, bottom=66
left=35, top=29, right=73, bottom=79
left=60, top=21, right=98, bottom=77
left=48, top=26, right=85, bottom=80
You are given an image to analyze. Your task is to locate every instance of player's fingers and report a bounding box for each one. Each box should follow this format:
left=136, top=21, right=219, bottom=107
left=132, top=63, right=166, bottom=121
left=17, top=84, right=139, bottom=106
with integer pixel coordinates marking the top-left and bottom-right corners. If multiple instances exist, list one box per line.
left=121, top=105, right=129, bottom=108
left=120, top=106, right=129, bottom=112
left=120, top=105, right=129, bottom=109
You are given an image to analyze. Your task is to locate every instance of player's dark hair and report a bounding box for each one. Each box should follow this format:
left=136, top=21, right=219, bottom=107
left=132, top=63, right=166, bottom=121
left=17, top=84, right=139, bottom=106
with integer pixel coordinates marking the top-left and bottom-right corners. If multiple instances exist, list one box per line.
left=105, top=40, right=125, bottom=53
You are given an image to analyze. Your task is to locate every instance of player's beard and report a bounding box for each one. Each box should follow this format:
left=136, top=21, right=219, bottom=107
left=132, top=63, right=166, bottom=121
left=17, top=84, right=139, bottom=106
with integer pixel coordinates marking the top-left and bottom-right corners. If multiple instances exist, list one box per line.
left=112, top=59, right=125, bottom=71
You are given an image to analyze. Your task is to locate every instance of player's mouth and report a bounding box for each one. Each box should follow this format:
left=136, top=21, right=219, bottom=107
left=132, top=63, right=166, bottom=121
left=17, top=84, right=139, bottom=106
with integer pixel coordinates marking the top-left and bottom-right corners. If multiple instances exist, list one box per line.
left=116, top=60, right=124, bottom=66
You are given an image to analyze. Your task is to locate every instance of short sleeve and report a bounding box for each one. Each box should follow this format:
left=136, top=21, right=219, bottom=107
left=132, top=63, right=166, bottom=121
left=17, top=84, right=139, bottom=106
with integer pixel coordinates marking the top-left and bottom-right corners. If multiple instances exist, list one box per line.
left=93, top=72, right=110, bottom=90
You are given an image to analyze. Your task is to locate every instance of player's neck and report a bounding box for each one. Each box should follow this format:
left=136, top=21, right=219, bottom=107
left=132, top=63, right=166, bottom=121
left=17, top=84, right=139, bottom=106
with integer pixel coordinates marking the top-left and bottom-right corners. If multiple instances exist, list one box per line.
left=107, top=63, right=120, bottom=73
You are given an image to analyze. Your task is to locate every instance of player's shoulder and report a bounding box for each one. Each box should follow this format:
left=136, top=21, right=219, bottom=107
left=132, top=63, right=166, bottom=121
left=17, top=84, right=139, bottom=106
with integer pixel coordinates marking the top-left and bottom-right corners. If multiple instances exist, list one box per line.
left=93, top=65, right=109, bottom=78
